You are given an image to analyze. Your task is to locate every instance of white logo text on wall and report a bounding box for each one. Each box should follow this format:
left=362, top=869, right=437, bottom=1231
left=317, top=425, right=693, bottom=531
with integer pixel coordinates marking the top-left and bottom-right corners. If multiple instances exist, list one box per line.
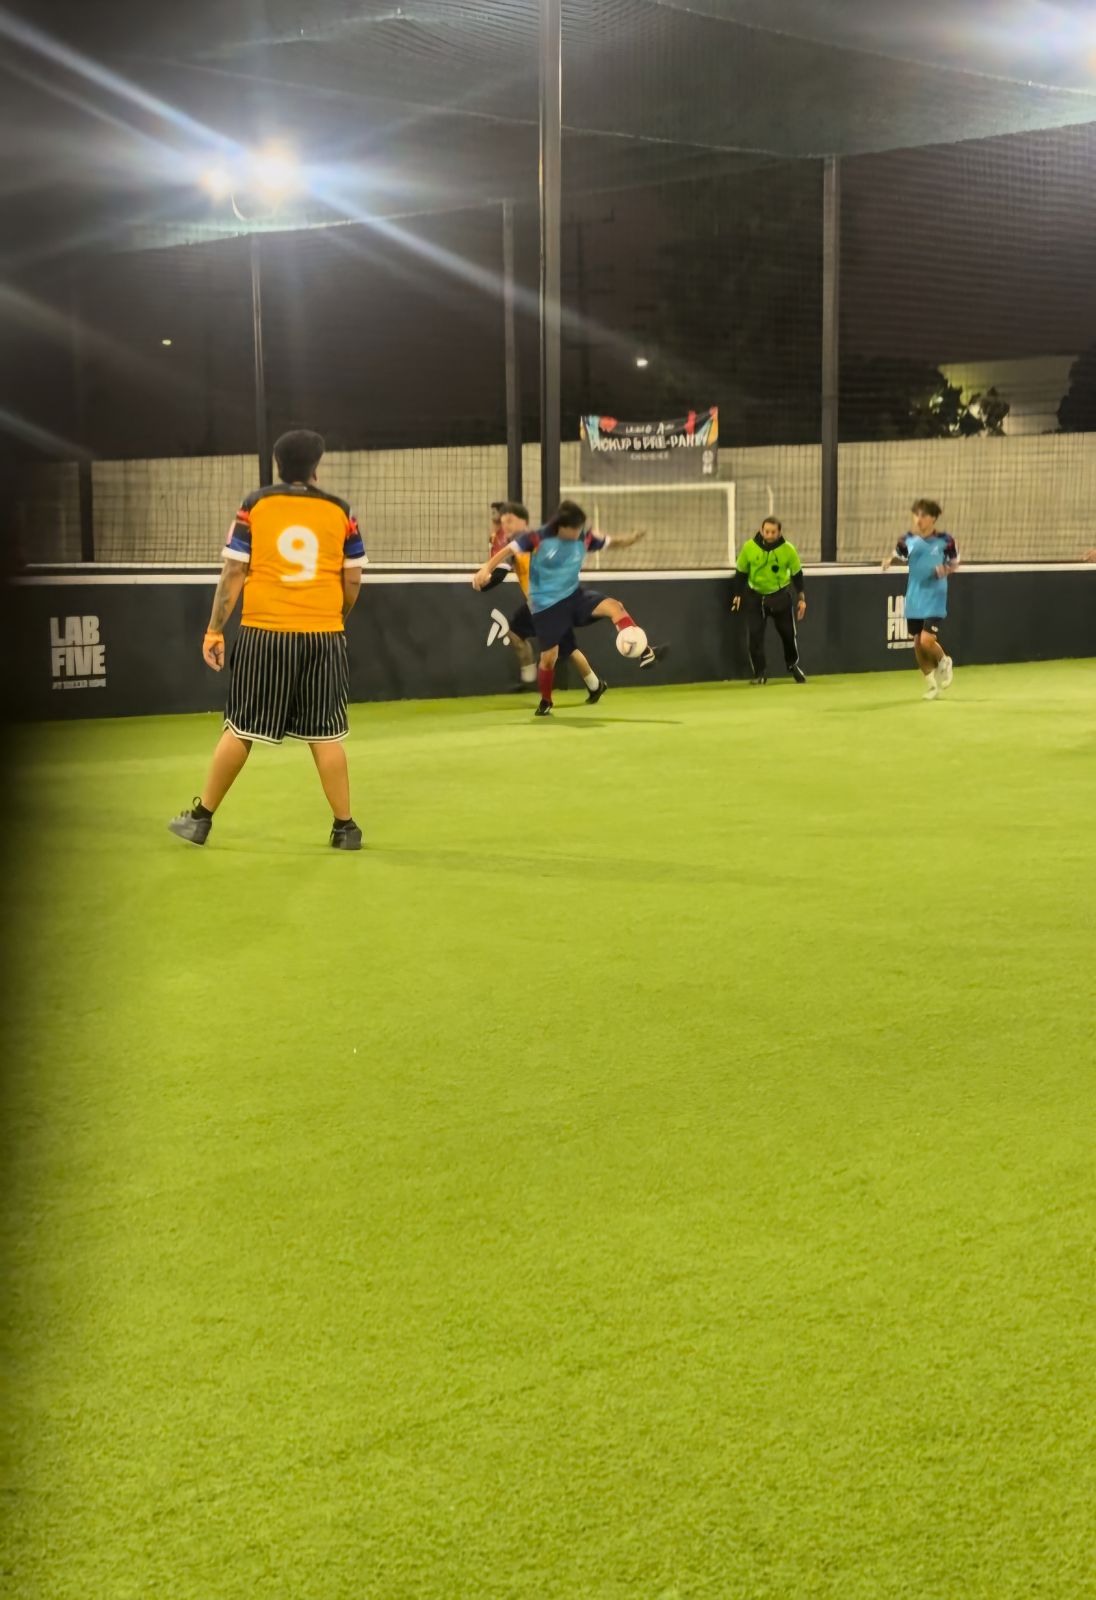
left=51, top=615, right=107, bottom=690
left=886, top=595, right=914, bottom=651
left=486, top=608, right=511, bottom=648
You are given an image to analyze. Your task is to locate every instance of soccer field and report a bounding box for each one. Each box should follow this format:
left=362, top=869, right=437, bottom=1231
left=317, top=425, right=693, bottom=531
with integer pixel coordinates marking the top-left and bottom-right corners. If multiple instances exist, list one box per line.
left=5, top=661, right=1095, bottom=1599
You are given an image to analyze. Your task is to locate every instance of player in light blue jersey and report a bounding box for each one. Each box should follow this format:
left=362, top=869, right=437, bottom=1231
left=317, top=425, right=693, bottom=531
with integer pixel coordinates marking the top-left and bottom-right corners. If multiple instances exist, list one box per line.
left=882, top=498, right=960, bottom=700
left=472, top=500, right=668, bottom=716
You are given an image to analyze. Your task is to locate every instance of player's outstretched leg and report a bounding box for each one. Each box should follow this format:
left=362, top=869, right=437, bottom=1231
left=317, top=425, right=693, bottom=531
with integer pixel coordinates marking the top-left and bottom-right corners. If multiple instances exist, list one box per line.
left=564, top=636, right=607, bottom=704
left=168, top=728, right=252, bottom=845
left=591, top=597, right=669, bottom=669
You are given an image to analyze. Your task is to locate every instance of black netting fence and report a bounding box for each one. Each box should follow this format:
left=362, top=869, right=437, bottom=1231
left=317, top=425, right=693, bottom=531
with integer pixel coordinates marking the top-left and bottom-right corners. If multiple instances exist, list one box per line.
left=4, top=0, right=1095, bottom=570
left=839, top=124, right=1096, bottom=563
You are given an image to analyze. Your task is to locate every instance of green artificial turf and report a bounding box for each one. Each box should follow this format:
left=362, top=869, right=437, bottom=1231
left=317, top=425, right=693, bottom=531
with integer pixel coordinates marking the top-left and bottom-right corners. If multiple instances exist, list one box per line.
left=3, top=662, right=1095, bottom=1599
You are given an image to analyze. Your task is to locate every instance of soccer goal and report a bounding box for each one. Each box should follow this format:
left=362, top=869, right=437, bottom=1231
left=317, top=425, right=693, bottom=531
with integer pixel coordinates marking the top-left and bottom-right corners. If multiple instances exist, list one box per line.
left=559, top=481, right=736, bottom=569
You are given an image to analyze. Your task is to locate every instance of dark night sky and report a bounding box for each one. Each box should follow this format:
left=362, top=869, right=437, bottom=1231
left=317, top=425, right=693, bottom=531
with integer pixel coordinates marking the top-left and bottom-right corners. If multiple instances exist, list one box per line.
left=2, top=0, right=1095, bottom=463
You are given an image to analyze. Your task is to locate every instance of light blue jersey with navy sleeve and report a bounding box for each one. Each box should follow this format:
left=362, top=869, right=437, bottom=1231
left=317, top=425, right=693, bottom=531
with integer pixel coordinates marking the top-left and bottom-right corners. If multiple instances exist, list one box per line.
left=895, top=530, right=959, bottom=619
left=514, top=526, right=609, bottom=612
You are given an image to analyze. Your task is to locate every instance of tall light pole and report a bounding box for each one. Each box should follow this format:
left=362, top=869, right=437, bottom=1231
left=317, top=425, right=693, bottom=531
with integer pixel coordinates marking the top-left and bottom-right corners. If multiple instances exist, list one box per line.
left=821, top=156, right=841, bottom=563
left=200, top=145, right=301, bottom=488
left=250, top=235, right=271, bottom=486
left=539, top=0, right=562, bottom=519
left=502, top=199, right=522, bottom=503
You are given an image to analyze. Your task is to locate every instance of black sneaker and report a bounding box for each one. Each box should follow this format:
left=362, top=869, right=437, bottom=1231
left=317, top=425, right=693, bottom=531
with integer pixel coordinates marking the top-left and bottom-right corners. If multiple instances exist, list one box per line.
left=749, top=675, right=768, bottom=686
left=330, top=820, right=363, bottom=851
left=534, top=699, right=553, bottom=717
left=638, top=643, right=669, bottom=670
left=790, top=664, right=807, bottom=684
left=585, top=678, right=608, bottom=705
left=168, top=800, right=212, bottom=846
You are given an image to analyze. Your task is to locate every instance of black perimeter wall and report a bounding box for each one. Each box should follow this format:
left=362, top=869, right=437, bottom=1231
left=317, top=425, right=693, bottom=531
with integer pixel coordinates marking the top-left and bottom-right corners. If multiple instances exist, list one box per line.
left=7, top=568, right=1095, bottom=722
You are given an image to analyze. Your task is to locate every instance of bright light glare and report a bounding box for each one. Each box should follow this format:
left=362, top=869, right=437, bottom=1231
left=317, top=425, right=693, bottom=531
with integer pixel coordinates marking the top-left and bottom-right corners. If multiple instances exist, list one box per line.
left=635, top=356, right=650, bottom=368
left=248, top=143, right=302, bottom=200
left=161, top=337, right=173, bottom=346
left=200, top=164, right=233, bottom=200
left=199, top=146, right=302, bottom=207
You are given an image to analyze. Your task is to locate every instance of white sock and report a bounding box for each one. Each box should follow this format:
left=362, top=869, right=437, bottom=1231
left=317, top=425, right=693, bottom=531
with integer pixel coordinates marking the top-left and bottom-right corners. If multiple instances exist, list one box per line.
left=923, top=668, right=936, bottom=679
left=520, top=663, right=536, bottom=683
left=582, top=669, right=599, bottom=690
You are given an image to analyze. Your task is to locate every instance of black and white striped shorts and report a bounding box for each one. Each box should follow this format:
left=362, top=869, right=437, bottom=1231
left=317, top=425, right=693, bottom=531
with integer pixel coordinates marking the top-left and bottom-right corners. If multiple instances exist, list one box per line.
left=225, top=626, right=350, bottom=745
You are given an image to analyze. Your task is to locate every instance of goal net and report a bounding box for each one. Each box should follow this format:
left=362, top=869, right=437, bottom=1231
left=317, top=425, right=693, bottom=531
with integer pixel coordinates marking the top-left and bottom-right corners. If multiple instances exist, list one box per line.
left=558, top=482, right=736, bottom=570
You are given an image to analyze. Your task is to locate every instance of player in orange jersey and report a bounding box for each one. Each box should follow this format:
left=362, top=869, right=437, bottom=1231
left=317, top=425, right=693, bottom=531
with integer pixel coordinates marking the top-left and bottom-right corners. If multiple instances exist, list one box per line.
left=168, top=429, right=367, bottom=850
left=482, top=499, right=536, bottom=688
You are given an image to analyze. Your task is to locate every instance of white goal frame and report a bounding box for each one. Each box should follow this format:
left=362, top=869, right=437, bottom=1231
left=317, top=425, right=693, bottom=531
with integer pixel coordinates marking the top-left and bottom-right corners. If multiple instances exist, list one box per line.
left=560, top=481, right=737, bottom=567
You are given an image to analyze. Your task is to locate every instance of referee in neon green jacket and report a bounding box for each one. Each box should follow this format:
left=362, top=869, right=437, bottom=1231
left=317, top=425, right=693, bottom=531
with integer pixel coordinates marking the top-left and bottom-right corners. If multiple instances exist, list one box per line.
left=731, top=516, right=808, bottom=684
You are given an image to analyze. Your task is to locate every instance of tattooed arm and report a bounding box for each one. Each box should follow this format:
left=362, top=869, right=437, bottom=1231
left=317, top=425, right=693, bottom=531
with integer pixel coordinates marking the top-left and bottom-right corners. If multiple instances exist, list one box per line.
left=203, top=558, right=247, bottom=670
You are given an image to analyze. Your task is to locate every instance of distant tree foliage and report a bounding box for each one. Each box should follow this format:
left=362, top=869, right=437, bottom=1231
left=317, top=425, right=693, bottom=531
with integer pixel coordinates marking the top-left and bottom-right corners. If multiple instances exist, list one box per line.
left=840, top=357, right=1009, bottom=440
left=1057, top=345, right=1096, bottom=433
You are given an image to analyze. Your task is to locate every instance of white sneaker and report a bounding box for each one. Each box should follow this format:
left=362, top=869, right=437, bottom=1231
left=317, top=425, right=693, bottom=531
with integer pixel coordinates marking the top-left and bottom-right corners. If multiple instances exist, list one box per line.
left=936, top=655, right=953, bottom=689
left=922, top=672, right=939, bottom=700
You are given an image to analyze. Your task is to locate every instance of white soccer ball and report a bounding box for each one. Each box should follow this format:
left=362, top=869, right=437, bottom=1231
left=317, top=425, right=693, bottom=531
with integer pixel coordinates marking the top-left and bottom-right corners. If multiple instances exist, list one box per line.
left=615, top=624, right=648, bottom=659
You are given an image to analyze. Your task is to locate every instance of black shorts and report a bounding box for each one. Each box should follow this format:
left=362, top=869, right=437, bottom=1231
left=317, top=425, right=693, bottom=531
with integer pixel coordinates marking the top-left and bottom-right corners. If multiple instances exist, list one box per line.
left=509, top=599, right=579, bottom=659
left=907, top=617, right=944, bottom=638
left=509, top=600, right=535, bottom=641
left=225, top=626, right=350, bottom=745
left=531, top=588, right=604, bottom=650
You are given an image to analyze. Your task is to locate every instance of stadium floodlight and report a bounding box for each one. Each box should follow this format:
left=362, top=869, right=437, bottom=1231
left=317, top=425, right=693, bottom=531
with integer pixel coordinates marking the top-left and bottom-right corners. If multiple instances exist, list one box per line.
left=198, top=144, right=303, bottom=220
left=247, top=143, right=302, bottom=202
left=200, top=164, right=234, bottom=200
left=635, top=356, right=650, bottom=368
left=161, top=337, right=173, bottom=347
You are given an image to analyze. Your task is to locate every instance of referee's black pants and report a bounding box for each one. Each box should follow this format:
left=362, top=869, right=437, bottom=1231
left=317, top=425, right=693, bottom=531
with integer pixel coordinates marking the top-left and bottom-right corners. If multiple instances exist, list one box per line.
left=745, top=588, right=800, bottom=677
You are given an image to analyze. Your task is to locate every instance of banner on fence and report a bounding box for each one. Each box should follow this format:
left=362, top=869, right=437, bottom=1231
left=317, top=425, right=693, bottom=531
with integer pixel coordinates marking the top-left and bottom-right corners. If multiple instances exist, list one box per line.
left=579, top=409, right=719, bottom=483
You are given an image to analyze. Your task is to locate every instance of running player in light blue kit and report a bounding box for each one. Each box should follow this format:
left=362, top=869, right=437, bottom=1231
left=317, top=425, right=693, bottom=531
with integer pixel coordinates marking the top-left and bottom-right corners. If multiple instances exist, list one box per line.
left=882, top=498, right=960, bottom=700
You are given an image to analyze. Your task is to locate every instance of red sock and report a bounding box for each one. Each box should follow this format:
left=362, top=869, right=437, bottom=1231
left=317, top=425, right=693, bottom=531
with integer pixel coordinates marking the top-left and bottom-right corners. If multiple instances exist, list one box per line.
left=538, top=666, right=555, bottom=701
left=614, top=612, right=637, bottom=631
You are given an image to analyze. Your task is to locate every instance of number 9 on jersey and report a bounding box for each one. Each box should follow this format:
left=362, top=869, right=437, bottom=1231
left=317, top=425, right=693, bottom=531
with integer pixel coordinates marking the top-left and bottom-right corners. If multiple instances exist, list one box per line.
left=278, top=526, right=320, bottom=583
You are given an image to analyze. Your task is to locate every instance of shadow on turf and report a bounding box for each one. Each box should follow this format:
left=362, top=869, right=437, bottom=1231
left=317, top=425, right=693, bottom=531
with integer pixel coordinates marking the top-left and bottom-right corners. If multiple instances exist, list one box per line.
left=545, top=715, right=684, bottom=728
left=165, top=830, right=362, bottom=857
left=824, top=697, right=971, bottom=713
left=484, top=708, right=683, bottom=726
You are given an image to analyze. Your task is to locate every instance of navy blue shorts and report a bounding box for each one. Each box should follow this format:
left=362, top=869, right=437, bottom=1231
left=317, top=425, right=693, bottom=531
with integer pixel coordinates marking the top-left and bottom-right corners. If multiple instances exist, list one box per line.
left=531, top=588, right=604, bottom=651
left=510, top=600, right=579, bottom=658
left=509, top=601, right=535, bottom=641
